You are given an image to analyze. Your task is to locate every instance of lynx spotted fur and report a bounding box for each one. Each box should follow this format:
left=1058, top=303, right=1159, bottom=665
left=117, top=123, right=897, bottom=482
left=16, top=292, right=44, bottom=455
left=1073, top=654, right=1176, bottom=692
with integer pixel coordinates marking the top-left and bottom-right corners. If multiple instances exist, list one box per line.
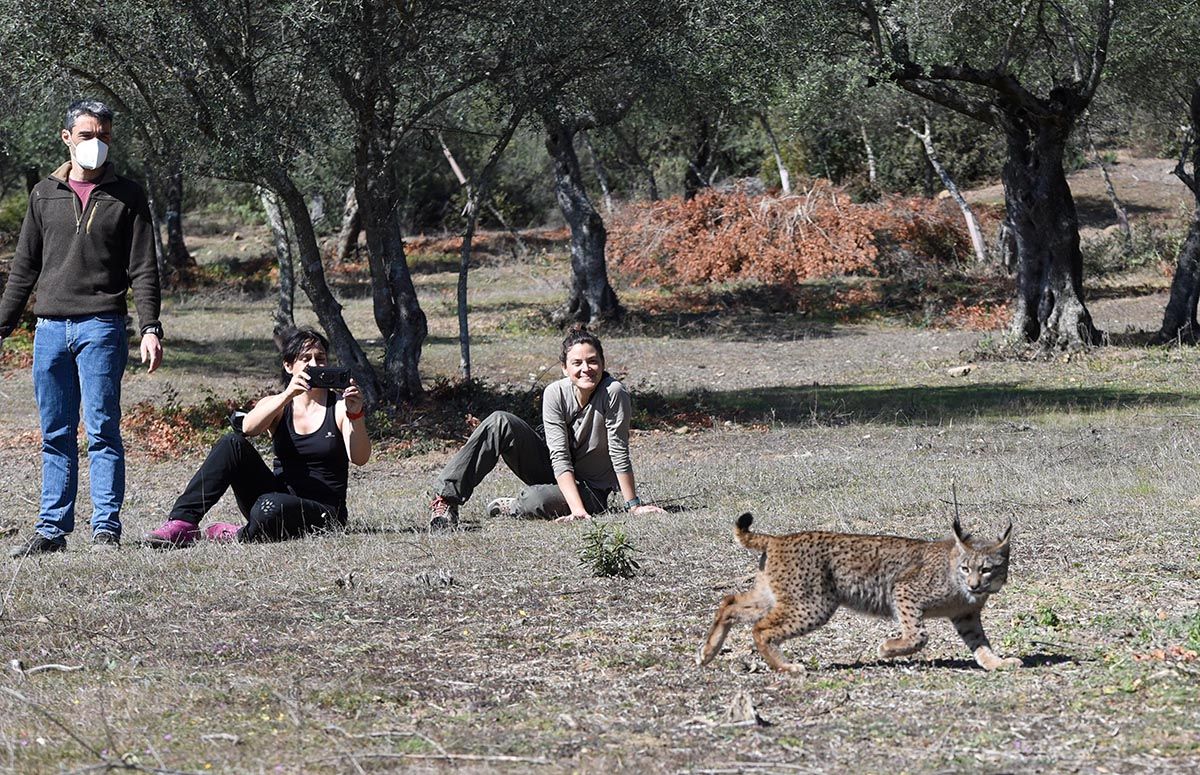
left=698, top=513, right=1020, bottom=672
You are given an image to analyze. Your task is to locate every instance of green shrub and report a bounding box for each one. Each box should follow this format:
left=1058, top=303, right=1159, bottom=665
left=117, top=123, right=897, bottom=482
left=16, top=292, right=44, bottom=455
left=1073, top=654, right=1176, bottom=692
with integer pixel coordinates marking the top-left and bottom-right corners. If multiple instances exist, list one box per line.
left=0, top=194, right=28, bottom=242
left=578, top=521, right=641, bottom=579
left=1185, top=613, right=1200, bottom=652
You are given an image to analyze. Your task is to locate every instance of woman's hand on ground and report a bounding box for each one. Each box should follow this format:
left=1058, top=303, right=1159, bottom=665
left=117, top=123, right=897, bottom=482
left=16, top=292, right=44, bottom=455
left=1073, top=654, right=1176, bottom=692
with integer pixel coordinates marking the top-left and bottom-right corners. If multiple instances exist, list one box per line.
left=554, top=512, right=591, bottom=523
left=630, top=504, right=666, bottom=516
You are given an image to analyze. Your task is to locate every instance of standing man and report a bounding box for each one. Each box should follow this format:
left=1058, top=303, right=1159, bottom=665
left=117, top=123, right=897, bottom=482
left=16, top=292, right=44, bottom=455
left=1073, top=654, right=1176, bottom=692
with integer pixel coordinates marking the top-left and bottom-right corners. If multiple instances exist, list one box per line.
left=1, top=99, right=163, bottom=557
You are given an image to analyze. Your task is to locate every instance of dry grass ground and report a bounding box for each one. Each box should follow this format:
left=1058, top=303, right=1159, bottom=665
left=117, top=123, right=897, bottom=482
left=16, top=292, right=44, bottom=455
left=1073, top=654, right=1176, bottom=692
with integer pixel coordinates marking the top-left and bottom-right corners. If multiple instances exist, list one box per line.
left=2, top=203, right=1200, bottom=773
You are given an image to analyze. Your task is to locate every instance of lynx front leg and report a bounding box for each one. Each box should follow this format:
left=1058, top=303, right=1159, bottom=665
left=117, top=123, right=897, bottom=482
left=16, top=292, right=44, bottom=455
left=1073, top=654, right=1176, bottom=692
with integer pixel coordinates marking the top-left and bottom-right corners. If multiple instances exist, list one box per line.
left=879, top=591, right=928, bottom=659
left=698, top=585, right=772, bottom=667
left=952, top=612, right=1021, bottom=670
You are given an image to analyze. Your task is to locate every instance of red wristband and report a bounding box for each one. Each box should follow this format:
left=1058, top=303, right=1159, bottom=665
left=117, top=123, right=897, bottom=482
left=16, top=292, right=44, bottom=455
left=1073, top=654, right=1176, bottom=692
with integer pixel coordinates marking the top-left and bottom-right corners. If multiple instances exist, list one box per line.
left=346, top=409, right=365, bottom=421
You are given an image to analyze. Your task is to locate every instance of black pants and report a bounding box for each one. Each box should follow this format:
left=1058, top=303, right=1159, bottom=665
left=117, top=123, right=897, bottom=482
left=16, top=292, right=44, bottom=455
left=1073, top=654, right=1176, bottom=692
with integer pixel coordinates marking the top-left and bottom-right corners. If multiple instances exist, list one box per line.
left=435, top=411, right=610, bottom=518
left=169, top=433, right=342, bottom=542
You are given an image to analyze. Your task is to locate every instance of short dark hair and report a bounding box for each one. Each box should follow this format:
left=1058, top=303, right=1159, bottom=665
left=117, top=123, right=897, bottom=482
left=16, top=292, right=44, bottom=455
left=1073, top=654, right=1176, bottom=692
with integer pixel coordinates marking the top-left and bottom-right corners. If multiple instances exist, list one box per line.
left=560, top=324, right=604, bottom=366
left=65, top=99, right=114, bottom=131
left=280, top=327, right=329, bottom=367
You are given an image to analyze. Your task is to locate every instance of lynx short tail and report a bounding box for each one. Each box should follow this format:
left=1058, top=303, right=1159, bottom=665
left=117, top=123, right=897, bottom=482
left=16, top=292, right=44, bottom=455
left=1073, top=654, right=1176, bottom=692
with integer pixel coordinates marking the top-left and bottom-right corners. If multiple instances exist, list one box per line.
left=734, top=512, right=771, bottom=552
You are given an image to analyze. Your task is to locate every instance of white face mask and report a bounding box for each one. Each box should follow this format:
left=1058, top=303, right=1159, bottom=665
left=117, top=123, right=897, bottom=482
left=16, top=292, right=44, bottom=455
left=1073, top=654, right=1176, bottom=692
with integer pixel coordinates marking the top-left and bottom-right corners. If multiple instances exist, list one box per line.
left=73, top=138, right=109, bottom=170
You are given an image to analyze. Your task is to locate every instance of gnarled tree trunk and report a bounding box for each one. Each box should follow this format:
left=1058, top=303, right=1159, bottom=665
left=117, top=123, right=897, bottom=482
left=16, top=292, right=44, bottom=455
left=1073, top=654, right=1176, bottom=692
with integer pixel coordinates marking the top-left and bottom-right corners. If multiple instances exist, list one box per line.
left=267, top=169, right=381, bottom=406
left=1002, top=115, right=1099, bottom=348
left=333, top=184, right=361, bottom=265
left=1155, top=84, right=1200, bottom=344
left=579, top=130, right=614, bottom=213
left=545, top=117, right=622, bottom=326
left=258, top=187, right=295, bottom=338
left=684, top=115, right=715, bottom=201
left=163, top=163, right=193, bottom=271
left=356, top=162, right=427, bottom=404
left=1155, top=216, right=1200, bottom=343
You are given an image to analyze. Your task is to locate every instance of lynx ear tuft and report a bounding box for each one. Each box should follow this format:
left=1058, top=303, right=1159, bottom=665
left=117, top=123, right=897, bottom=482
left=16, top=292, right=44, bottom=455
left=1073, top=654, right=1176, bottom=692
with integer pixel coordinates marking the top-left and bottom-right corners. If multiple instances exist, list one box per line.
left=997, top=520, right=1013, bottom=547
left=736, top=513, right=754, bottom=531
left=952, top=516, right=967, bottom=542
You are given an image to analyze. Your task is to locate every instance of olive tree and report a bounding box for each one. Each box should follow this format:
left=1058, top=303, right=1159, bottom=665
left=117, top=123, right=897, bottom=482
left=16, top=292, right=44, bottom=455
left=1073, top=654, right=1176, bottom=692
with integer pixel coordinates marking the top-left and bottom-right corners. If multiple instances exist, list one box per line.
left=499, top=0, right=804, bottom=325
left=812, top=0, right=1117, bottom=349
left=1104, top=2, right=1200, bottom=342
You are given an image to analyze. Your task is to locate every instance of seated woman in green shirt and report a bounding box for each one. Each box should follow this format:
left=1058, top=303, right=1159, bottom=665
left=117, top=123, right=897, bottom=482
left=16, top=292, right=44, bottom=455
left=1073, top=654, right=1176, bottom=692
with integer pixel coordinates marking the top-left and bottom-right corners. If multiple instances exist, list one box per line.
left=428, top=325, right=665, bottom=528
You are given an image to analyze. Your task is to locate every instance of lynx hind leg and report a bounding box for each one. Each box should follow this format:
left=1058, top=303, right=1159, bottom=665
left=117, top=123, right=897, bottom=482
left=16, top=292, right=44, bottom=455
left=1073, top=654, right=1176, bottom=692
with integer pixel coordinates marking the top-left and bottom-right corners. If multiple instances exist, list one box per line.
left=751, top=593, right=837, bottom=673
left=697, top=580, right=773, bottom=667
left=953, top=612, right=1022, bottom=671
left=879, top=588, right=929, bottom=660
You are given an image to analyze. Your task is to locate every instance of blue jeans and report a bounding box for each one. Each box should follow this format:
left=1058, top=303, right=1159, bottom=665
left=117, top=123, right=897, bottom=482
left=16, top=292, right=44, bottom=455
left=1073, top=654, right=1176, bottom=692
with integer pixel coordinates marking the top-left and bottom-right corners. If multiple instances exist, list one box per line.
left=32, top=314, right=128, bottom=541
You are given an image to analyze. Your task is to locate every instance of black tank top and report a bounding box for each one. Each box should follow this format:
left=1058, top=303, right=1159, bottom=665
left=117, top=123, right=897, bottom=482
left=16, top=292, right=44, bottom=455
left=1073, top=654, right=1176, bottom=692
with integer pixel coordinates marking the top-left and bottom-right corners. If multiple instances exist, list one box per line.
left=272, top=400, right=349, bottom=519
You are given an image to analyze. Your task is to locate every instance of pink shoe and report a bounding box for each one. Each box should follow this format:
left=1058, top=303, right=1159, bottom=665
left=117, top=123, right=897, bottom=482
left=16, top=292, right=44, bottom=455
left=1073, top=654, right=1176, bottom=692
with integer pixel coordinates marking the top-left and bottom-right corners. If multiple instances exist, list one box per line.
left=144, top=519, right=200, bottom=548
left=205, top=522, right=241, bottom=543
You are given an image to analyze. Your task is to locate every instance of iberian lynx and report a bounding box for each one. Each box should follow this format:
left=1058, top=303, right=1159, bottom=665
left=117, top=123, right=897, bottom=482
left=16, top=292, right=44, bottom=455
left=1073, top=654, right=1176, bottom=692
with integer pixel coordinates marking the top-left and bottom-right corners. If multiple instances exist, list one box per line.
left=698, top=513, right=1020, bottom=672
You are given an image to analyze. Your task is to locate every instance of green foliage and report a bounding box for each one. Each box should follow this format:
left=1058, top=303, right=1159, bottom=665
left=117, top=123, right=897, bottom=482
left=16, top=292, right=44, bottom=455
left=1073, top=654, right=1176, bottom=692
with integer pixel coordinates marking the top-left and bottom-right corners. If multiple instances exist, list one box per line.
left=0, top=193, right=26, bottom=241
left=1185, top=613, right=1200, bottom=652
left=783, top=57, right=1003, bottom=194
left=1034, top=603, right=1062, bottom=629
left=1082, top=220, right=1187, bottom=278
left=578, top=521, right=641, bottom=579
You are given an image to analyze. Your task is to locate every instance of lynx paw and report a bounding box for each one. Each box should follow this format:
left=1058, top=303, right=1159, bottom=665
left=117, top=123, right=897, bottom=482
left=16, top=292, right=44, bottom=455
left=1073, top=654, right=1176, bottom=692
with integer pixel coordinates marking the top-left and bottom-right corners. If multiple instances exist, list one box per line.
left=879, top=637, right=925, bottom=660
left=978, top=652, right=1022, bottom=671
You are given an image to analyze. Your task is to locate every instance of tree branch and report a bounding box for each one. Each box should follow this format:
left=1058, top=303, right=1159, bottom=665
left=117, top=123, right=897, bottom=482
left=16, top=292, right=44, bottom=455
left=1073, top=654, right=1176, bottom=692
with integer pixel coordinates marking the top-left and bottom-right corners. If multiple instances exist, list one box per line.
left=1047, top=0, right=1085, bottom=83
left=893, top=77, right=995, bottom=124
left=998, top=0, right=1036, bottom=72
left=1081, top=0, right=1115, bottom=103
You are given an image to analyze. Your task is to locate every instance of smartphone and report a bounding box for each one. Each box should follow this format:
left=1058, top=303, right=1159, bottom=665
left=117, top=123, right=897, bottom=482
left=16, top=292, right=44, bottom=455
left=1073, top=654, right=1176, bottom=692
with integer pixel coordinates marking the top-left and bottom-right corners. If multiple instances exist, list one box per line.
left=306, top=366, right=351, bottom=390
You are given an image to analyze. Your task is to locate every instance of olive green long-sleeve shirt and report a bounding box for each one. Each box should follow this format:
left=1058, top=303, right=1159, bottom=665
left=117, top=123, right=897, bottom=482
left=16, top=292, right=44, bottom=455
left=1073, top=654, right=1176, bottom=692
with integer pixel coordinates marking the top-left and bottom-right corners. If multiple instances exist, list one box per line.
left=541, top=374, right=632, bottom=491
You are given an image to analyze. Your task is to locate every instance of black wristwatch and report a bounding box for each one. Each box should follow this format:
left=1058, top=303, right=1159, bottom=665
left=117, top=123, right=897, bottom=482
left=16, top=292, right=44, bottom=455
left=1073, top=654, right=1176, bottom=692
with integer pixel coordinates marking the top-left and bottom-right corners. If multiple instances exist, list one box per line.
left=625, top=496, right=643, bottom=510
left=140, top=323, right=164, bottom=339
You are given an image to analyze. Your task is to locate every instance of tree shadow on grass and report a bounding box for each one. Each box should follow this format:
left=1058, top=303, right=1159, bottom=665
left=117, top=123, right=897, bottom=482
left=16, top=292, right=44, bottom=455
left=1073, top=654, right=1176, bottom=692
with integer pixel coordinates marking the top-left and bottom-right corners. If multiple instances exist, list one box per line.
left=622, top=284, right=873, bottom=342
left=1075, top=194, right=1167, bottom=229
left=147, top=337, right=280, bottom=378
left=642, top=382, right=1200, bottom=429
left=1088, top=284, right=1168, bottom=302
left=825, top=652, right=1076, bottom=671
left=346, top=522, right=482, bottom=535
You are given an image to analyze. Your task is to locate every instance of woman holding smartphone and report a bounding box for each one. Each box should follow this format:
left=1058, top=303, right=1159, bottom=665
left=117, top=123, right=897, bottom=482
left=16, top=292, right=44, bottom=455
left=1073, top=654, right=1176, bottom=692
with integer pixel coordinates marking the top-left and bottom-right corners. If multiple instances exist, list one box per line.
left=144, top=327, right=370, bottom=547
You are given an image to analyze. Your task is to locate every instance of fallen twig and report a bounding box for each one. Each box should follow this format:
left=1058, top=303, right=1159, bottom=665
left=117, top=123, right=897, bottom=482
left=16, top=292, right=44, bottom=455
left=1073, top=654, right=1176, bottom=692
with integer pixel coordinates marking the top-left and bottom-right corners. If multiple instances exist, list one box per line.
left=324, top=724, right=418, bottom=740
left=322, top=752, right=553, bottom=766
left=10, top=659, right=85, bottom=676
left=199, top=733, right=241, bottom=744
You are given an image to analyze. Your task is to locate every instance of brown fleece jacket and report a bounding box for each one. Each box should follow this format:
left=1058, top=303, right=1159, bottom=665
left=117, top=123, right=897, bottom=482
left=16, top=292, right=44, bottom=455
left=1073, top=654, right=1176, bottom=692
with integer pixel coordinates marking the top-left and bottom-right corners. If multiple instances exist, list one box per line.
left=0, top=161, right=160, bottom=338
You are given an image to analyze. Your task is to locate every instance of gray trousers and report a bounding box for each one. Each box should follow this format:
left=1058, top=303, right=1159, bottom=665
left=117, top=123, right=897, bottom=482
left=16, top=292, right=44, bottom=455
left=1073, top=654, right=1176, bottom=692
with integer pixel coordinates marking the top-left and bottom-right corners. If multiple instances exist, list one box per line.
left=435, top=411, right=610, bottom=518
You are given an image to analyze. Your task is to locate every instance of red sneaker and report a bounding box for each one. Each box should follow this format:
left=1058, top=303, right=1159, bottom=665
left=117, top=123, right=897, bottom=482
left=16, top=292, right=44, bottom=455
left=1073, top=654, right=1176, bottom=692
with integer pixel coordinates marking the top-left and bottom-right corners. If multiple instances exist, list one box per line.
left=205, top=523, right=241, bottom=543
left=144, top=519, right=200, bottom=549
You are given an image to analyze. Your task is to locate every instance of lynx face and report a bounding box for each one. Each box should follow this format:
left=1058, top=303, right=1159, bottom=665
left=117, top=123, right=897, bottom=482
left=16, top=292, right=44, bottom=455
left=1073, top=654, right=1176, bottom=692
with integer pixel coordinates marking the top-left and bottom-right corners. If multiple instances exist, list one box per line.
left=957, top=543, right=1010, bottom=597
left=952, top=520, right=1012, bottom=599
